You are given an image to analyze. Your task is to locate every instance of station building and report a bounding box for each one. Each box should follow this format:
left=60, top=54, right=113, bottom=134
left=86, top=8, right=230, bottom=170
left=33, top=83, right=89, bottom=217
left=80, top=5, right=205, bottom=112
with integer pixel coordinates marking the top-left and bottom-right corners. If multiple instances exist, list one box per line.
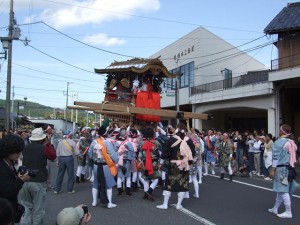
left=152, top=2, right=300, bottom=138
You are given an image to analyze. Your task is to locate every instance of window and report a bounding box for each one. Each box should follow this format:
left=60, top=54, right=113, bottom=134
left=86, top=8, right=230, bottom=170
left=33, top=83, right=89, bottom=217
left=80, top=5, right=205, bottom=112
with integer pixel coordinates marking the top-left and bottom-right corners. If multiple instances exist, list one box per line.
left=223, top=68, right=232, bottom=89
left=166, top=61, right=194, bottom=89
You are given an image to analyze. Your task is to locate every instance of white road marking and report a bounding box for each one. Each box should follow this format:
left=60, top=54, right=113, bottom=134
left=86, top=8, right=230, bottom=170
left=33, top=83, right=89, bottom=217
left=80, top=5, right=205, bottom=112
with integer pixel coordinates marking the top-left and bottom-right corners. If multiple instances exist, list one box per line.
left=170, top=204, right=216, bottom=225
left=168, top=175, right=300, bottom=224
left=208, top=174, right=300, bottom=199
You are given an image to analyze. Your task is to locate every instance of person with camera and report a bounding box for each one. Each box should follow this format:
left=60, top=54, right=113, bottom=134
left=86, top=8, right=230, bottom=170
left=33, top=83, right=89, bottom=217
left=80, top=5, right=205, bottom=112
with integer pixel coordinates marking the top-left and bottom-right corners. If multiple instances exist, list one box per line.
left=19, top=127, right=56, bottom=225
left=56, top=204, right=91, bottom=225
left=0, top=134, right=30, bottom=223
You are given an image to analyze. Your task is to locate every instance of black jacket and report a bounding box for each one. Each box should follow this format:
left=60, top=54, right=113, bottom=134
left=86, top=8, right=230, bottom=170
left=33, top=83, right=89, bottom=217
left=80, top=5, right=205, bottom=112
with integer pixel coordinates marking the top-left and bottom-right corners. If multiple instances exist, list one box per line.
left=22, top=142, right=48, bottom=182
left=0, top=159, right=24, bottom=220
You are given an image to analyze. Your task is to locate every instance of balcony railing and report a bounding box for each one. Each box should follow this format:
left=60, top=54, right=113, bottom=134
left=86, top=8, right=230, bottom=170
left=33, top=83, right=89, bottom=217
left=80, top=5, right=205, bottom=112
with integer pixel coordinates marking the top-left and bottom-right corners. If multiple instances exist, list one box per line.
left=271, top=53, right=300, bottom=71
left=190, top=70, right=269, bottom=95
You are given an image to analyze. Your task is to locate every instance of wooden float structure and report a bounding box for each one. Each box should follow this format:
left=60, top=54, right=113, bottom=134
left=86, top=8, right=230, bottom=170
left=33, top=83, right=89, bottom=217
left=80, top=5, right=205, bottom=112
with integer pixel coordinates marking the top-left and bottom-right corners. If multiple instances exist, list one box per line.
left=69, top=58, right=212, bottom=124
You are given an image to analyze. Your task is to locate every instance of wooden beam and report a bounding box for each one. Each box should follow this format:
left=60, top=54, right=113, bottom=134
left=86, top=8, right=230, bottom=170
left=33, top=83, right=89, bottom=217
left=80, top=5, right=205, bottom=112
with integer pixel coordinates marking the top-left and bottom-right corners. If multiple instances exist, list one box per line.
left=102, top=104, right=128, bottom=112
left=73, top=101, right=104, bottom=110
left=94, top=110, right=131, bottom=116
left=73, top=101, right=211, bottom=120
left=67, top=106, right=91, bottom=110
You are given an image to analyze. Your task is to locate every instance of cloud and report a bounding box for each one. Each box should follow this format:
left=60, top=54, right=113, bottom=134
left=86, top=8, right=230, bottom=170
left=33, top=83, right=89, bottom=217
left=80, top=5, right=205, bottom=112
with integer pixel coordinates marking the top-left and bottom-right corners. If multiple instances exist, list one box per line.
left=25, top=0, right=160, bottom=29
left=82, top=33, right=126, bottom=46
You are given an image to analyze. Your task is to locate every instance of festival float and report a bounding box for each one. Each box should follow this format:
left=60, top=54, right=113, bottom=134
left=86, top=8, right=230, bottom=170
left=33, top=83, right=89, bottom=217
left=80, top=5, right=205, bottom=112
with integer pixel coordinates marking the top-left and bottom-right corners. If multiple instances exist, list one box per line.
left=70, top=57, right=211, bottom=125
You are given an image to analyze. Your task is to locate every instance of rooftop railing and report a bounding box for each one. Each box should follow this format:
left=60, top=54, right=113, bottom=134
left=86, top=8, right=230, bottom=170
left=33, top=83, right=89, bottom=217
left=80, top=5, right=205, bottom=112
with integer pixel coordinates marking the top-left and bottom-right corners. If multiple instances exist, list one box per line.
left=190, top=70, right=269, bottom=95
left=271, top=53, right=300, bottom=71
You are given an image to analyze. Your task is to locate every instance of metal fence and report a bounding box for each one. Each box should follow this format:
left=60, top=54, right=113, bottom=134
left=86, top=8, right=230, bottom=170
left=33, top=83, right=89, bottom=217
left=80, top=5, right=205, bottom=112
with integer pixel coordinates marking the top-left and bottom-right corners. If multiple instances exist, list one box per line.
left=271, top=53, right=300, bottom=71
left=191, top=70, right=269, bottom=95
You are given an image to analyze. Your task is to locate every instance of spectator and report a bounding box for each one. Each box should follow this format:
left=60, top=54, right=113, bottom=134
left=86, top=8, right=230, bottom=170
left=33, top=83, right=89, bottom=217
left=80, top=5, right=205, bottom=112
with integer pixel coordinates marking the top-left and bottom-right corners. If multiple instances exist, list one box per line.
left=56, top=205, right=91, bottom=225
left=246, top=133, right=256, bottom=175
left=0, top=197, right=14, bottom=225
left=76, top=127, right=91, bottom=183
left=54, top=130, right=80, bottom=194
left=259, top=136, right=266, bottom=176
left=239, top=155, right=250, bottom=177
left=231, top=153, right=238, bottom=175
left=19, top=127, right=56, bottom=225
left=20, top=130, right=30, bottom=147
left=263, top=133, right=273, bottom=180
left=233, top=131, right=243, bottom=168
left=253, top=135, right=262, bottom=176
left=44, top=125, right=56, bottom=190
left=242, top=131, right=249, bottom=157
left=0, top=134, right=30, bottom=223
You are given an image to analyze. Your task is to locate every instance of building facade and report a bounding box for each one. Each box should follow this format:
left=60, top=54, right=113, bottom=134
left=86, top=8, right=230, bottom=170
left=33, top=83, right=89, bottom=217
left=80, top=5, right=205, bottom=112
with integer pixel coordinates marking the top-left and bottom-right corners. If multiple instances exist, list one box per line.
left=151, top=26, right=272, bottom=134
left=151, top=3, right=300, bottom=139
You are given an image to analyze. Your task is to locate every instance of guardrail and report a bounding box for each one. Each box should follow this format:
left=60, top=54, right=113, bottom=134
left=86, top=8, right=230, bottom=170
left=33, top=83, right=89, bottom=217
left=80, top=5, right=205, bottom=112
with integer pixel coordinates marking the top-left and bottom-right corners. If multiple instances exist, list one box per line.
left=271, top=53, right=300, bottom=71
left=191, top=70, right=269, bottom=95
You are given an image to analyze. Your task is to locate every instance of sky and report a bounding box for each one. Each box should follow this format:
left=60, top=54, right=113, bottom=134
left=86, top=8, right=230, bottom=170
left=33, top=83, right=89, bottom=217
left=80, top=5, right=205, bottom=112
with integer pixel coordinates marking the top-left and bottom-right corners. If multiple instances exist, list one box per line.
left=0, top=0, right=298, bottom=109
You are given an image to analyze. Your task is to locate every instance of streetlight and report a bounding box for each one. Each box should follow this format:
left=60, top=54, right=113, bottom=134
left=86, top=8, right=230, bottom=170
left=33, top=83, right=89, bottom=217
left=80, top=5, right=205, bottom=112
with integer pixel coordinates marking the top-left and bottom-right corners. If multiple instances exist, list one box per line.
left=0, top=37, right=9, bottom=60
left=17, top=97, right=27, bottom=129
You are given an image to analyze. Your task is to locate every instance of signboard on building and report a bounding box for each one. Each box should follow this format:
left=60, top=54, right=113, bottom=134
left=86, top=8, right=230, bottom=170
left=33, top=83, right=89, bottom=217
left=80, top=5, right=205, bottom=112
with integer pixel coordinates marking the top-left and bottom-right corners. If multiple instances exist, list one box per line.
left=166, top=90, right=176, bottom=96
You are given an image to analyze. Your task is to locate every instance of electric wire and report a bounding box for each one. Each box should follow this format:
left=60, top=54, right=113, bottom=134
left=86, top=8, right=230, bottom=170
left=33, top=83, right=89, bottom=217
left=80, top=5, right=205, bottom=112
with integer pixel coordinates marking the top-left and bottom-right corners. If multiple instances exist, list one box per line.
left=41, top=21, right=139, bottom=58
left=13, top=63, right=105, bottom=84
left=14, top=86, right=103, bottom=94
left=27, top=43, right=96, bottom=74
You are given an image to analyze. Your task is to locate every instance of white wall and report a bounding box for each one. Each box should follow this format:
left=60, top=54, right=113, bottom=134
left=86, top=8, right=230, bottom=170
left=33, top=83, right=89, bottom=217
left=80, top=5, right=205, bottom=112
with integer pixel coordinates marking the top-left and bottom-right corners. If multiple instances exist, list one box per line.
left=151, top=27, right=265, bottom=107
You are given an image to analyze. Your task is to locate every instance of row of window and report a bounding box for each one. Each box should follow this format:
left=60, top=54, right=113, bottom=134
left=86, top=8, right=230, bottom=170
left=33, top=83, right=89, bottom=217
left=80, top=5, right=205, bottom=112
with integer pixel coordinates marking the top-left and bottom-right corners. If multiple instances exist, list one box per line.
left=164, top=61, right=195, bottom=90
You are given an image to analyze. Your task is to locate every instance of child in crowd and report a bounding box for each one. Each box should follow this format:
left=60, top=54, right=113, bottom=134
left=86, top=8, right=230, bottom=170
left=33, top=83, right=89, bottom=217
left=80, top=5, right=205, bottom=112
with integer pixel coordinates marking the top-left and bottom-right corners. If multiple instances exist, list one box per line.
left=239, top=155, right=250, bottom=177
left=230, top=153, right=238, bottom=175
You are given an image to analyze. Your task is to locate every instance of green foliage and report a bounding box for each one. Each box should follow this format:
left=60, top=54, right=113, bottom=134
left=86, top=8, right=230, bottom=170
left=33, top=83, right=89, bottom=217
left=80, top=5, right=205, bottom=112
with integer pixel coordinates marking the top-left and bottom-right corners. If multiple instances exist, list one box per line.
left=0, top=99, right=53, bottom=117
left=0, top=99, right=95, bottom=127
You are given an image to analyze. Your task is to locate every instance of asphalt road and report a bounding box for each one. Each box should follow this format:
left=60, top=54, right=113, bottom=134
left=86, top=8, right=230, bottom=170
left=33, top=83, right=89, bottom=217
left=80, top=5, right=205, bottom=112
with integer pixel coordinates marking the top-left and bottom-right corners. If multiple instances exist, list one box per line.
left=43, top=163, right=300, bottom=225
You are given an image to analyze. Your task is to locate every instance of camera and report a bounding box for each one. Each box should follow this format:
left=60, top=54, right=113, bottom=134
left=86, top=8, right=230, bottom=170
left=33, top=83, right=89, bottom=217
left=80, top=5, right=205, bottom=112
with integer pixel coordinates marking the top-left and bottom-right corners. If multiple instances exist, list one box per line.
left=82, top=205, right=88, bottom=214
left=18, top=166, right=39, bottom=177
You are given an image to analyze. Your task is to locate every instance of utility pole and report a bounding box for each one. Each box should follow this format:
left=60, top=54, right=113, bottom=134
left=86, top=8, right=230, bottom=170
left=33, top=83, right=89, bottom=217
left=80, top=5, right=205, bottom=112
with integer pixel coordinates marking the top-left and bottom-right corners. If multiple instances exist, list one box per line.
left=64, top=82, right=71, bottom=130
left=5, top=0, right=14, bottom=131
left=11, top=85, right=14, bottom=129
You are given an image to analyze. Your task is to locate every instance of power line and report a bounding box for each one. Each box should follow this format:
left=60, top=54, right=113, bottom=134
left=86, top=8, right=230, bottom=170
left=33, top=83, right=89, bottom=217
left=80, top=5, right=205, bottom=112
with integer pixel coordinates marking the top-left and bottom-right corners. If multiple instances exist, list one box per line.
left=41, top=21, right=139, bottom=58
left=3, top=69, right=103, bottom=90
left=16, top=30, right=261, bottom=41
left=14, top=86, right=103, bottom=94
left=161, top=35, right=267, bottom=61
left=18, top=21, right=268, bottom=66
left=13, top=63, right=105, bottom=84
left=194, top=41, right=274, bottom=69
left=27, top=43, right=96, bottom=74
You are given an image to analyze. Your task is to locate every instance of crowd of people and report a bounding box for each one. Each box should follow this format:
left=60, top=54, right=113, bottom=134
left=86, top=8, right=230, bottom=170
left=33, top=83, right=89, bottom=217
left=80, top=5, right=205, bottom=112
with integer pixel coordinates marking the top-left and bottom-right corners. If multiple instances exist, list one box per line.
left=0, top=120, right=299, bottom=224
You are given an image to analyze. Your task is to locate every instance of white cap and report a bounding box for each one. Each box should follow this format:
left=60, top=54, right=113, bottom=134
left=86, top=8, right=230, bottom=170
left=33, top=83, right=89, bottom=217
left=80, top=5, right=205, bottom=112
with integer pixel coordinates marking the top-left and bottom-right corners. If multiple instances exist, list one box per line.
left=57, top=206, right=84, bottom=225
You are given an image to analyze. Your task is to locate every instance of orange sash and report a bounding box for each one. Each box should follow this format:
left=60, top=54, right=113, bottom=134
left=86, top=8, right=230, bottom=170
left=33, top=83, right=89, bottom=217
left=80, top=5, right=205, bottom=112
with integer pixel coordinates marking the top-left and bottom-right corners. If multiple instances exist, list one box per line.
left=96, top=138, right=117, bottom=176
